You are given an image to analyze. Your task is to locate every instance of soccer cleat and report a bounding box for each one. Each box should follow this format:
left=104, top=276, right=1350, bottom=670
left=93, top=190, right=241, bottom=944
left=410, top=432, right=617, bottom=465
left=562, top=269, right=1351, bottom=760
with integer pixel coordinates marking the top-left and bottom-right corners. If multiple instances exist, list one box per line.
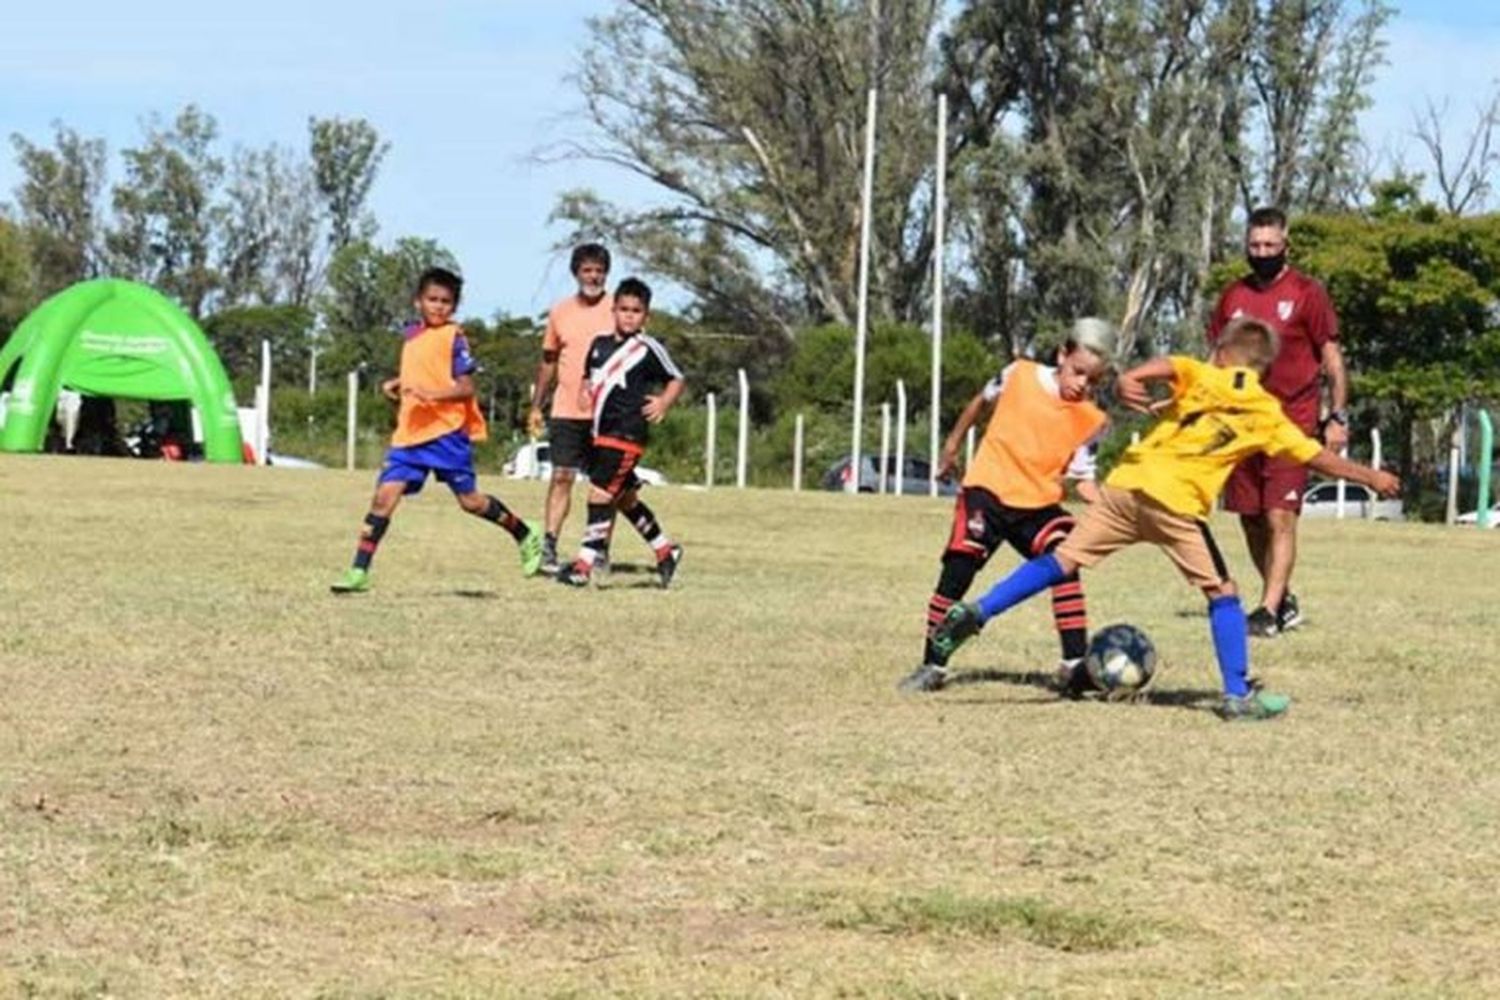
left=539, top=536, right=560, bottom=576
left=554, top=562, right=592, bottom=588
left=593, top=553, right=613, bottom=589
left=897, top=663, right=950, bottom=693
left=330, top=567, right=370, bottom=594
left=518, top=523, right=545, bottom=577
left=1053, top=657, right=1092, bottom=698
left=657, top=544, right=684, bottom=589
left=1276, top=593, right=1303, bottom=632
left=1217, top=689, right=1292, bottom=722
left=1246, top=606, right=1280, bottom=638
left=930, top=602, right=984, bottom=660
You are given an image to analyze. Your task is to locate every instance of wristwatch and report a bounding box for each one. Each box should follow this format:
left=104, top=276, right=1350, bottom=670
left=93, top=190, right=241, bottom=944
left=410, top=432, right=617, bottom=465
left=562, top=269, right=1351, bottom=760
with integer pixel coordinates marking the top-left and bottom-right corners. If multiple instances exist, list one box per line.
left=1327, top=409, right=1349, bottom=425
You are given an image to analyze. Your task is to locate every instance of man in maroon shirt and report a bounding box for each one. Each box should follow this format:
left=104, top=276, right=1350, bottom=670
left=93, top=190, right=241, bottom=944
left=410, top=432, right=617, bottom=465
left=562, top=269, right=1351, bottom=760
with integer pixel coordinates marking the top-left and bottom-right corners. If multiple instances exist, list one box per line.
left=1207, top=207, right=1349, bottom=637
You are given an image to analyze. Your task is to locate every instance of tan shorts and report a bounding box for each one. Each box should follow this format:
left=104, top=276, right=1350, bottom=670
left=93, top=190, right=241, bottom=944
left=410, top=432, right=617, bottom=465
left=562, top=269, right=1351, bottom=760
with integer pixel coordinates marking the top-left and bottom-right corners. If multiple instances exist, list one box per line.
left=1057, top=485, right=1231, bottom=591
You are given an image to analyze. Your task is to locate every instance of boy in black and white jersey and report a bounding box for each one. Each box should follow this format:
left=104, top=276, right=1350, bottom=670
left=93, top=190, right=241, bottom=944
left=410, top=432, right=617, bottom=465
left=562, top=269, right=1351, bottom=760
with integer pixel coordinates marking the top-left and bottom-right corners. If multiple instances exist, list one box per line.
left=556, top=278, right=687, bottom=589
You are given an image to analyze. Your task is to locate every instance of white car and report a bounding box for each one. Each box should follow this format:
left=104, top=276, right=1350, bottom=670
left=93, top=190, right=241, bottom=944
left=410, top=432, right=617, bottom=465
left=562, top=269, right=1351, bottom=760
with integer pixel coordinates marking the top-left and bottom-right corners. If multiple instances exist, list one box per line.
left=1456, top=502, right=1500, bottom=528
left=503, top=440, right=667, bottom=486
left=1301, top=480, right=1404, bottom=521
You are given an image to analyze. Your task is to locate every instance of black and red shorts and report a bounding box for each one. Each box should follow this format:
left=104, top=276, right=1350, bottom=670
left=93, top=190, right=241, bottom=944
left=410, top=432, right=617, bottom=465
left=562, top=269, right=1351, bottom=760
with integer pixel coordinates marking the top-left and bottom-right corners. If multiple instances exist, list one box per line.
left=589, top=436, right=645, bottom=499
left=946, top=486, right=1076, bottom=564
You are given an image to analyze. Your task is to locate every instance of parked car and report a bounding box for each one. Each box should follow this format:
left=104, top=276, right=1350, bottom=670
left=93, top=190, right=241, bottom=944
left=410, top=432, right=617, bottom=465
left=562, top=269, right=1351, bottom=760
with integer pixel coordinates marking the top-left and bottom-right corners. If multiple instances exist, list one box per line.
left=1301, top=480, right=1404, bottom=521
left=1456, top=502, right=1500, bottom=528
left=503, top=440, right=667, bottom=486
left=820, top=454, right=958, bottom=497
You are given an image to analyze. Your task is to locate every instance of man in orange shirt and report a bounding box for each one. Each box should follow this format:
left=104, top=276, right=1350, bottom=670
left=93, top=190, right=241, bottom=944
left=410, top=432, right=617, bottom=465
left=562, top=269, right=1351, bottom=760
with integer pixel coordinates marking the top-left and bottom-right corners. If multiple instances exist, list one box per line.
left=528, top=244, right=614, bottom=574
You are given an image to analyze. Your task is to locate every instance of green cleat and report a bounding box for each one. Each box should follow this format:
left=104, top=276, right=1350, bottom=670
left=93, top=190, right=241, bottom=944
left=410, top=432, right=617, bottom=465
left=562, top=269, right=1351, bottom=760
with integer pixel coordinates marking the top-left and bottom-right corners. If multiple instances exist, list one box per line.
left=519, top=523, right=544, bottom=577
left=330, top=567, right=370, bottom=594
left=1217, top=689, right=1291, bottom=722
left=930, top=602, right=984, bottom=660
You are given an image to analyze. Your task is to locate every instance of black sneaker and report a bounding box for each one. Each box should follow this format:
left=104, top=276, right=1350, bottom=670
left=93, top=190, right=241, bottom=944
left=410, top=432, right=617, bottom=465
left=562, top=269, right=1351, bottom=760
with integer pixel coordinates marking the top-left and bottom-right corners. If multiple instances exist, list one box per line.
left=657, top=544, right=683, bottom=589
left=555, top=562, right=591, bottom=588
left=539, top=537, right=560, bottom=577
left=930, top=602, right=984, bottom=659
left=897, top=663, right=949, bottom=693
left=1053, top=658, right=1093, bottom=698
left=1276, top=593, right=1303, bottom=632
left=1247, top=606, right=1280, bottom=638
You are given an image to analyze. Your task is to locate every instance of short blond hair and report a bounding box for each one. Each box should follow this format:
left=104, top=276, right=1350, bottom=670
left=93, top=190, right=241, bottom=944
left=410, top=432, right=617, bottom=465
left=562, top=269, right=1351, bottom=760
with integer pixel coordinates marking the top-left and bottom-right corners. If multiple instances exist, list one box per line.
left=1218, top=317, right=1280, bottom=371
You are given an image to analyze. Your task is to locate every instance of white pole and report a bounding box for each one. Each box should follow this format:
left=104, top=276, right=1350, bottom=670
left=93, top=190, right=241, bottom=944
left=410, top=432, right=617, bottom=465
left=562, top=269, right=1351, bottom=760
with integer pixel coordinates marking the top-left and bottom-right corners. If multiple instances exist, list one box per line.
left=308, top=346, right=317, bottom=395
left=895, top=378, right=907, bottom=496
left=1446, top=434, right=1461, bottom=525
left=879, top=403, right=891, bottom=494
left=737, top=369, right=750, bottom=488
left=965, top=425, right=976, bottom=467
left=705, top=392, right=717, bottom=489
left=1369, top=429, right=1383, bottom=521
left=1335, top=447, right=1348, bottom=520
left=793, top=413, right=805, bottom=492
left=848, top=87, right=878, bottom=494
left=258, top=338, right=272, bottom=465
left=346, top=370, right=358, bottom=471
left=930, top=92, right=947, bottom=497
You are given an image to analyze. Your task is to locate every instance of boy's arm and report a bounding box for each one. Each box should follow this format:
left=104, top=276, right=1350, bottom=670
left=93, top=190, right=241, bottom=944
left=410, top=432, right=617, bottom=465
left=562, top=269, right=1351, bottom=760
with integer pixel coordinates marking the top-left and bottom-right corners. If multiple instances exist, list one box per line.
left=381, top=377, right=401, bottom=401
left=1114, top=357, right=1179, bottom=412
left=1306, top=448, right=1400, bottom=497
left=938, top=390, right=991, bottom=479
left=406, top=373, right=476, bottom=403
left=643, top=378, right=684, bottom=423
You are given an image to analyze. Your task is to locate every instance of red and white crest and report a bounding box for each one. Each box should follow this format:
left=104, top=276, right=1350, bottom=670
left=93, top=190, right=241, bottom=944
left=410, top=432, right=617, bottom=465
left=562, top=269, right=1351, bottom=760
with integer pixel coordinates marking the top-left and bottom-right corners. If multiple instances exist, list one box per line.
left=1277, top=300, right=1294, bottom=322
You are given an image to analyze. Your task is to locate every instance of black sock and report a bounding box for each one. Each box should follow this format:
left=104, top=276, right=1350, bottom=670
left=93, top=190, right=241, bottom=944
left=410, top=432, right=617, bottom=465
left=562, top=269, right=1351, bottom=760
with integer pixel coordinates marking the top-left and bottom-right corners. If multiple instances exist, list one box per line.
left=924, top=552, right=981, bottom=665
left=622, top=499, right=674, bottom=561
left=352, top=513, right=390, bottom=571
left=481, top=495, right=529, bottom=542
left=578, top=502, right=615, bottom=568
left=1050, top=575, right=1088, bottom=662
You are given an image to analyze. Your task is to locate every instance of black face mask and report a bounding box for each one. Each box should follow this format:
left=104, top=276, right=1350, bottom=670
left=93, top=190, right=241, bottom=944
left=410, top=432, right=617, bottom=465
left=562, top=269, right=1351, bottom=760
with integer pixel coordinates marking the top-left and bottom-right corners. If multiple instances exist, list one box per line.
left=1247, top=252, right=1286, bottom=283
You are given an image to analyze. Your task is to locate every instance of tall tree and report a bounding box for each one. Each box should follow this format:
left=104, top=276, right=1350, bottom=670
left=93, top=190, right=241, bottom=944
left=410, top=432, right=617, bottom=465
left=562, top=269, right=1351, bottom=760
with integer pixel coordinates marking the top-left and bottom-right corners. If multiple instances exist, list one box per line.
left=107, top=105, right=225, bottom=317
left=0, top=213, right=36, bottom=336
left=218, top=144, right=325, bottom=307
left=552, top=0, right=944, bottom=340
left=320, top=236, right=458, bottom=375
left=309, top=117, right=388, bottom=252
left=8, top=124, right=108, bottom=295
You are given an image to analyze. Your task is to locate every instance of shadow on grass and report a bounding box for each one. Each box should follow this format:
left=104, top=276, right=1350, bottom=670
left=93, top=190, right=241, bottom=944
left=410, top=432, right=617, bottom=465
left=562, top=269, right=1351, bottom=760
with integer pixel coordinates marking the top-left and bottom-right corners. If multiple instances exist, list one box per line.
left=944, top=665, right=1220, bottom=711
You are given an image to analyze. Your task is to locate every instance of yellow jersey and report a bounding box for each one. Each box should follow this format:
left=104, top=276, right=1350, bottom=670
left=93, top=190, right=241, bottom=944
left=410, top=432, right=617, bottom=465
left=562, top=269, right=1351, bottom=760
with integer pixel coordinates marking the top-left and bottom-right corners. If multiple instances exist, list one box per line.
left=1105, top=357, right=1322, bottom=518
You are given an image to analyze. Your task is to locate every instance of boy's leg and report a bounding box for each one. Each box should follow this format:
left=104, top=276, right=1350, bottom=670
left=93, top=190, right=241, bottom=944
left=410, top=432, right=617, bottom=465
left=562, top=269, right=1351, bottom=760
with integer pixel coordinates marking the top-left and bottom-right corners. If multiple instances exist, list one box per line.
left=448, top=456, right=543, bottom=575
left=543, top=418, right=593, bottom=572
left=1007, top=507, right=1090, bottom=685
left=900, top=489, right=998, bottom=692
left=558, top=443, right=637, bottom=587
left=332, top=479, right=408, bottom=592
left=619, top=482, right=684, bottom=587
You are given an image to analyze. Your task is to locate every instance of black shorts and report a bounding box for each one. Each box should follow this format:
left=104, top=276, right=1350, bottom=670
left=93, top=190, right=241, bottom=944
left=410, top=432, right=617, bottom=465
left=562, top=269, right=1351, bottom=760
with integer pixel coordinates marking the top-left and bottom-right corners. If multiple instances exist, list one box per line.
left=945, top=486, right=1076, bottom=564
left=548, top=417, right=593, bottom=471
left=589, top=439, right=644, bottom=500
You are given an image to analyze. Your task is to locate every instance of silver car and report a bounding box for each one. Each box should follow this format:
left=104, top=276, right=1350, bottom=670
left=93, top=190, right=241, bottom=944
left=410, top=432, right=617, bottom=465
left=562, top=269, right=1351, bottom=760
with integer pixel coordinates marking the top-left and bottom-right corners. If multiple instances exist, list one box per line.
left=1301, top=480, right=1404, bottom=521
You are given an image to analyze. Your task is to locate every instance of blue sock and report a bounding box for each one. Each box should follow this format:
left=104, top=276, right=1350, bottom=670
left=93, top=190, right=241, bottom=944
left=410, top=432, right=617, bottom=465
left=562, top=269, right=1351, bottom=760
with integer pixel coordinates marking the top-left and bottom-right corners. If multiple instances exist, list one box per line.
left=1208, top=595, right=1250, bottom=698
left=975, top=553, right=1067, bottom=621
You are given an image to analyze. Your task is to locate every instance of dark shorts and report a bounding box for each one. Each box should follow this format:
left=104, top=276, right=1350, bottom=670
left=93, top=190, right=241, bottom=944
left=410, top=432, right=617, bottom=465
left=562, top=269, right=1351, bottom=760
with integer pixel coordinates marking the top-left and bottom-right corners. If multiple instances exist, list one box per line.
left=548, top=418, right=593, bottom=472
left=945, top=486, right=1076, bottom=564
left=1224, top=453, right=1309, bottom=516
left=589, top=437, right=645, bottom=500
left=377, top=430, right=476, bottom=496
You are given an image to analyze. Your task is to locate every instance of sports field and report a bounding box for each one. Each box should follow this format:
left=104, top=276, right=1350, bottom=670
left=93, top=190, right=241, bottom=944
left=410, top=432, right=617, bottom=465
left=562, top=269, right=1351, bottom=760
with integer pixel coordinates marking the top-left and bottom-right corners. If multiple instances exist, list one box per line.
left=2, top=454, right=1497, bottom=997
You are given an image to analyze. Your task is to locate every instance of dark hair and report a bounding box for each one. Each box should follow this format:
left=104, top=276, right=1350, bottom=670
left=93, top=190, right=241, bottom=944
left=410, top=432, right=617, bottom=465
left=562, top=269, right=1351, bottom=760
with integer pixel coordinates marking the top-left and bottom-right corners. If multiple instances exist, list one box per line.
left=1218, top=317, right=1280, bottom=371
left=416, top=267, right=463, bottom=305
left=614, top=277, right=652, bottom=308
left=570, top=243, right=611, bottom=275
left=1247, top=206, right=1287, bottom=230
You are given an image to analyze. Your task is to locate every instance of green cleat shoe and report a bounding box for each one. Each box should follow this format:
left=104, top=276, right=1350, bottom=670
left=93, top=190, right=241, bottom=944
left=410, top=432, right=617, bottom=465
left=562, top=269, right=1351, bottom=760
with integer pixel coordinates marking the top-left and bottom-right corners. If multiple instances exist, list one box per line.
left=1217, top=689, right=1291, bottom=722
left=330, top=567, right=370, bottom=594
left=930, top=602, right=984, bottom=660
left=519, top=523, right=544, bottom=577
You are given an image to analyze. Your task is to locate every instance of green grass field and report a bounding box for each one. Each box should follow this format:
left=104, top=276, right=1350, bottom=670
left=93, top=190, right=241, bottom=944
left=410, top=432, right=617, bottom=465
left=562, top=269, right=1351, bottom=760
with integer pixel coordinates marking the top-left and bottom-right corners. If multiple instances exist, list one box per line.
left=2, top=454, right=1497, bottom=997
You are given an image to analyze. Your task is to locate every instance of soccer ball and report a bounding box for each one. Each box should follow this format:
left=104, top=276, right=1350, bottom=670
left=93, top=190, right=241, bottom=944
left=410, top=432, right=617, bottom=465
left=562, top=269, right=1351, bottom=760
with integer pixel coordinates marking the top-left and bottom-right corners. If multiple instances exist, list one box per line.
left=1085, top=624, right=1158, bottom=694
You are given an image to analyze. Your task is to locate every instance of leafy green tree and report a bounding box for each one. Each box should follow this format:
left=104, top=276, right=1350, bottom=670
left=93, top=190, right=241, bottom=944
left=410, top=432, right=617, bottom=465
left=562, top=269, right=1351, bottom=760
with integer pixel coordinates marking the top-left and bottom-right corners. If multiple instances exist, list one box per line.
left=309, top=117, right=388, bottom=252
left=0, top=214, right=36, bottom=336
left=320, top=236, right=459, bottom=378
left=218, top=145, right=324, bottom=308
left=8, top=124, right=108, bottom=295
left=201, top=303, right=316, bottom=388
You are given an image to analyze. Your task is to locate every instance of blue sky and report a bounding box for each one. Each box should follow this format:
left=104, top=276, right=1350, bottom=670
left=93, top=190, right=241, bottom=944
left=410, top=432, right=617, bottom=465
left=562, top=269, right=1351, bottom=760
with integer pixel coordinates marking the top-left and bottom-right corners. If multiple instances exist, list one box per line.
left=1, top=1, right=1496, bottom=320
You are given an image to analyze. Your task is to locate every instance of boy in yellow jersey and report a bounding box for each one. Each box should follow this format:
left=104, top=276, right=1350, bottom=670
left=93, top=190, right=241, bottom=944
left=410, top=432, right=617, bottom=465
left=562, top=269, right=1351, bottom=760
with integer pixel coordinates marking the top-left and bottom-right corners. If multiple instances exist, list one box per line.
left=930, top=318, right=1400, bottom=721
left=899, top=318, right=1115, bottom=694
left=331, top=268, right=542, bottom=593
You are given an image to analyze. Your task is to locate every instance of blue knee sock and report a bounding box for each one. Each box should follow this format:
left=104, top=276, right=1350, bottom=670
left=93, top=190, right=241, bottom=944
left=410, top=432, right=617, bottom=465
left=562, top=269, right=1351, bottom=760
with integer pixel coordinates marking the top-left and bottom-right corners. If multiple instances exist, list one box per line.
left=976, top=553, right=1067, bottom=621
left=1208, top=595, right=1250, bottom=697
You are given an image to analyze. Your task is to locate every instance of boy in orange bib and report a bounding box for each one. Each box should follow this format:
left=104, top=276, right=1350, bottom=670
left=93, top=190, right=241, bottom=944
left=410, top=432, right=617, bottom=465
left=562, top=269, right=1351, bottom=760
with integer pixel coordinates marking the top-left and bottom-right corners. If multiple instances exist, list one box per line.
left=331, top=268, right=541, bottom=593
left=899, top=318, right=1115, bottom=694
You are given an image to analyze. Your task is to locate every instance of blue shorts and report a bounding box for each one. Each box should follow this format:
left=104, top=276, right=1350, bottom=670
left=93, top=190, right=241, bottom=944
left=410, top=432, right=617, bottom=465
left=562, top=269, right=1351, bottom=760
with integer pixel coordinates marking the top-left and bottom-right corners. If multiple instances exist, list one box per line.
left=377, top=430, right=477, bottom=496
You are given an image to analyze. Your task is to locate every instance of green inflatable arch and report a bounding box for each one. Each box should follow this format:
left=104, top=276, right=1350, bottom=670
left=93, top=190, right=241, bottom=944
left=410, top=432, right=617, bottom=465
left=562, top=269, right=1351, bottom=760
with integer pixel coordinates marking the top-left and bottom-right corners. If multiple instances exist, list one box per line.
left=0, top=279, right=243, bottom=463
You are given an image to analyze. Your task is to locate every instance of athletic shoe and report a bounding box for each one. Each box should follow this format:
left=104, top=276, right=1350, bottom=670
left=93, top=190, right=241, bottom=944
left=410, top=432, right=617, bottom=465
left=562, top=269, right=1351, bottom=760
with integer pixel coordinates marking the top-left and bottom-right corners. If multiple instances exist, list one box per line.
left=593, top=553, right=612, bottom=589
left=1277, top=593, right=1303, bottom=632
left=330, top=567, right=370, bottom=594
left=539, top=537, right=560, bottom=577
left=897, top=663, right=949, bottom=693
left=518, top=523, right=544, bottom=578
left=657, top=544, right=684, bottom=589
left=555, top=562, right=592, bottom=588
left=930, top=602, right=984, bottom=660
left=1217, top=689, right=1292, bottom=722
left=1246, top=606, right=1280, bottom=638
left=1054, top=657, right=1092, bottom=698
